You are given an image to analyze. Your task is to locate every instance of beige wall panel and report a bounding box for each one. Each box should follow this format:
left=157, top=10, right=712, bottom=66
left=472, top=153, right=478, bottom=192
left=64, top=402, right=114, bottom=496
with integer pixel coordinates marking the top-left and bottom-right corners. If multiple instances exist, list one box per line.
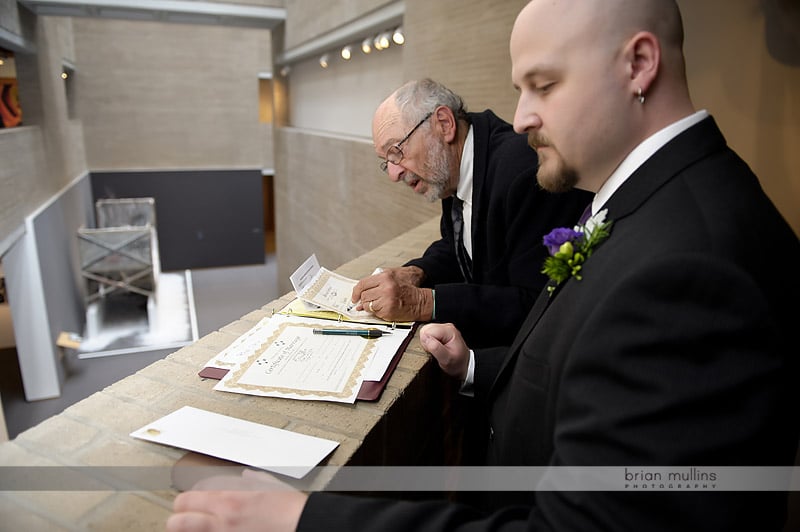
left=63, top=119, right=87, bottom=182
left=284, top=0, right=390, bottom=49
left=0, top=127, right=48, bottom=242
left=52, top=16, right=75, bottom=62
left=0, top=15, right=87, bottom=249
left=288, top=44, right=402, bottom=136
left=72, top=18, right=270, bottom=170
left=261, top=122, right=274, bottom=169
left=402, top=0, right=528, bottom=123
left=679, top=0, right=799, bottom=235
left=35, top=17, right=87, bottom=185
left=274, top=127, right=439, bottom=293
left=256, top=30, right=274, bottom=74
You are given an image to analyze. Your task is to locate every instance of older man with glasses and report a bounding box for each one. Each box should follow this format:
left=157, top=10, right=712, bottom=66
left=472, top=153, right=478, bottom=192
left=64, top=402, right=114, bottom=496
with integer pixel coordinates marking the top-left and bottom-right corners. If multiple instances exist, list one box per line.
left=351, top=78, right=590, bottom=348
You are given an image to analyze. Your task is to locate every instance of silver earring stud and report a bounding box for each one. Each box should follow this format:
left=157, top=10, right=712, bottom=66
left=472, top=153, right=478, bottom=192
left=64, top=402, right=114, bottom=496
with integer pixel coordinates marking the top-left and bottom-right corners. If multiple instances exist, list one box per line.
left=637, top=87, right=645, bottom=104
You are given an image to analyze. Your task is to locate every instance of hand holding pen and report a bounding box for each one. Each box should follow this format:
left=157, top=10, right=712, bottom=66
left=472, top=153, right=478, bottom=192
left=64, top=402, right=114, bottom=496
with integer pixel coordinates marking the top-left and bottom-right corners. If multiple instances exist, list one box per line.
left=350, top=266, right=431, bottom=322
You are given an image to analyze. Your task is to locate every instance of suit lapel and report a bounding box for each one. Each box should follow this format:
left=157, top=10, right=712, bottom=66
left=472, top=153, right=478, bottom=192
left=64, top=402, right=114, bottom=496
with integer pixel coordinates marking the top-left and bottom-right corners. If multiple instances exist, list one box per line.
left=468, top=112, right=487, bottom=270
left=488, top=280, right=561, bottom=394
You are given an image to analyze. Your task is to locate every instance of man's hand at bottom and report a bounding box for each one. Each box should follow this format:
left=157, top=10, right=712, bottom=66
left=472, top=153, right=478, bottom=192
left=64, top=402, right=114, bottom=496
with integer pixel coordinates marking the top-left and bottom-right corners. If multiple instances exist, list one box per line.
left=167, top=469, right=308, bottom=532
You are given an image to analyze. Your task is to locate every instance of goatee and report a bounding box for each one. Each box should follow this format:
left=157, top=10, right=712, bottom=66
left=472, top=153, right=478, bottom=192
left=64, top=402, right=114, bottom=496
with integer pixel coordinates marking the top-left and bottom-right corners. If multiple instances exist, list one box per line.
left=528, top=133, right=578, bottom=193
left=537, top=163, right=579, bottom=194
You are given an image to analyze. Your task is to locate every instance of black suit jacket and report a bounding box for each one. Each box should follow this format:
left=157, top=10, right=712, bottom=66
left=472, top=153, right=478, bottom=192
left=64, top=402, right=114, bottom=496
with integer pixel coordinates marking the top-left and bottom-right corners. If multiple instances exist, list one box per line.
left=405, top=110, right=590, bottom=347
left=299, top=117, right=800, bottom=531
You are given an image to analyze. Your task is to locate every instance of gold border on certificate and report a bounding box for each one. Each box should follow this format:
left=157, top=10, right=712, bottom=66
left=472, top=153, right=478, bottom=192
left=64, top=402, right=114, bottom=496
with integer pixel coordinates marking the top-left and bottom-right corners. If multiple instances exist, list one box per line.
left=223, top=321, right=375, bottom=400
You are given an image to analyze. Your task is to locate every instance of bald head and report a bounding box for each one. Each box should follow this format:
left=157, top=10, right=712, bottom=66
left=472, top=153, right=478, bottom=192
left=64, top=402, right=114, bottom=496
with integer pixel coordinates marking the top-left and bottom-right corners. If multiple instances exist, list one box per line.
left=510, top=0, right=694, bottom=192
left=373, top=79, right=467, bottom=145
left=512, top=0, right=686, bottom=81
left=373, top=95, right=402, bottom=155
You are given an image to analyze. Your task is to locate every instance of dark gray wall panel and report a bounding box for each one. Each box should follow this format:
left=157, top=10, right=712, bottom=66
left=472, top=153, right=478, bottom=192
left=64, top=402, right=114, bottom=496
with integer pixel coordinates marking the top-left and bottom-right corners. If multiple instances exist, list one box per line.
left=34, top=174, right=95, bottom=347
left=90, top=170, right=265, bottom=271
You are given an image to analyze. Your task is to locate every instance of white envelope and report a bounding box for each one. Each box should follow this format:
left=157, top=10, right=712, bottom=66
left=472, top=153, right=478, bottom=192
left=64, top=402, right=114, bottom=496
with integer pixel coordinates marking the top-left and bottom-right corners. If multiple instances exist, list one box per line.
left=130, top=406, right=339, bottom=479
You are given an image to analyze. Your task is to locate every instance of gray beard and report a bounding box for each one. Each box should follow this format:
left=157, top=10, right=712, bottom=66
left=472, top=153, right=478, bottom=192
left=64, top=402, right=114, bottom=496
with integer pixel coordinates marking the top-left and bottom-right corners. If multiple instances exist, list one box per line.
left=421, top=140, right=452, bottom=202
left=404, top=139, right=452, bottom=202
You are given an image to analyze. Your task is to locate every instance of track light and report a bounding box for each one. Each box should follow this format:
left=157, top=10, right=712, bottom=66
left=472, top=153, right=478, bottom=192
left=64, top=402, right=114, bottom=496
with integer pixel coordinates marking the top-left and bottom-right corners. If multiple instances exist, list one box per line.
left=361, top=38, right=372, bottom=54
left=378, top=32, right=391, bottom=50
left=392, top=27, right=405, bottom=45
left=280, top=65, right=291, bottom=77
left=61, top=71, right=69, bottom=80
left=309, top=27, right=406, bottom=69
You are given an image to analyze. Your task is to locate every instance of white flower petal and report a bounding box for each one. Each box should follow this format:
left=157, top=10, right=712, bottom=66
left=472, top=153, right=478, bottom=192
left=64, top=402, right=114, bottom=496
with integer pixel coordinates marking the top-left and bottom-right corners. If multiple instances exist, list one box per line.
left=584, top=209, right=608, bottom=236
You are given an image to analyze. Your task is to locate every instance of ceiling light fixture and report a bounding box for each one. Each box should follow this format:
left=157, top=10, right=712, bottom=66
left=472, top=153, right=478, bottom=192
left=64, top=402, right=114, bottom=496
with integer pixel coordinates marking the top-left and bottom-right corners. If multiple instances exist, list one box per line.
left=392, top=27, right=405, bottom=45
left=341, top=45, right=352, bottom=60
left=361, top=38, right=372, bottom=54
left=378, top=32, right=391, bottom=50
left=319, top=53, right=330, bottom=68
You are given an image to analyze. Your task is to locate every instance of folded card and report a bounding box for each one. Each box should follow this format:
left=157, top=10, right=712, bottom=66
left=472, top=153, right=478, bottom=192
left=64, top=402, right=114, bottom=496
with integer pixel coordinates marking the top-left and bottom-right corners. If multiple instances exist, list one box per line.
left=130, top=406, right=339, bottom=479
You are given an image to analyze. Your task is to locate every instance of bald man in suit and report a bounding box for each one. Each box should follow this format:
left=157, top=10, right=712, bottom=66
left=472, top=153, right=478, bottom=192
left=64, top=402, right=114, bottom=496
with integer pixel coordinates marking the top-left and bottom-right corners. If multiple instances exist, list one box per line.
left=168, top=1, right=800, bottom=530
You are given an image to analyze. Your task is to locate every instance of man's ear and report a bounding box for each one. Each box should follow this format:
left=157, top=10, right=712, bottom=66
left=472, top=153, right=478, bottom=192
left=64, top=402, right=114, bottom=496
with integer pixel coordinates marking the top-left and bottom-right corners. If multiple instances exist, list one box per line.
left=625, top=31, right=660, bottom=95
left=432, top=105, right=458, bottom=143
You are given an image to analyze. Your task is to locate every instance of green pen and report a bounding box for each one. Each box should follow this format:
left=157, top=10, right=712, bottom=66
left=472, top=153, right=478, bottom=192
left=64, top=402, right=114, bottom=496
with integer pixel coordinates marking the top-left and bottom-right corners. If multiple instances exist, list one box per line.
left=312, top=328, right=390, bottom=339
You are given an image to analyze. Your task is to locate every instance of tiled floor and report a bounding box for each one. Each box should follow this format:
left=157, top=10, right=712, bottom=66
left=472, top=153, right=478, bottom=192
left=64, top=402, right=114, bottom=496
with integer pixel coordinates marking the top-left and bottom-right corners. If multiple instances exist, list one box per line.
left=0, top=253, right=278, bottom=439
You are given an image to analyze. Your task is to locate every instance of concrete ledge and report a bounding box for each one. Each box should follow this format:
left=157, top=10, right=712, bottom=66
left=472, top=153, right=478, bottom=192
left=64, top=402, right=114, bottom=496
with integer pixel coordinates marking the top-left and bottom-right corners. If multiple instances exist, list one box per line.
left=0, top=216, right=442, bottom=530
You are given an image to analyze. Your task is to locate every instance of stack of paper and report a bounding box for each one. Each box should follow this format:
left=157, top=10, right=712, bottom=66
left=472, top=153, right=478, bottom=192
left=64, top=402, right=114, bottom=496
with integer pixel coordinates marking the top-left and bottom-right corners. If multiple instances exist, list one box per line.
left=202, top=313, right=412, bottom=403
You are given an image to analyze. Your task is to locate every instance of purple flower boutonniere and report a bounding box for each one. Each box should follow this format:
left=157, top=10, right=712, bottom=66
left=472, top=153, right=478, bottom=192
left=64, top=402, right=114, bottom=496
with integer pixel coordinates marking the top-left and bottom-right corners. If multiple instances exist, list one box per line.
left=541, top=209, right=613, bottom=295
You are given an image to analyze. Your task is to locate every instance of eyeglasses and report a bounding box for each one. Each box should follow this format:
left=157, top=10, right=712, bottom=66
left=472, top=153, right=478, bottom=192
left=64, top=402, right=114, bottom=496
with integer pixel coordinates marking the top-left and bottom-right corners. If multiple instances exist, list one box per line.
left=379, top=111, right=433, bottom=172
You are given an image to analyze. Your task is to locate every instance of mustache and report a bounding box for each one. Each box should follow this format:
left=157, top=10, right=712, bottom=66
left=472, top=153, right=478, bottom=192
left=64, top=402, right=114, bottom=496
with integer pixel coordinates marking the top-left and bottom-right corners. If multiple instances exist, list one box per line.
left=527, top=132, right=550, bottom=149
left=403, top=172, right=421, bottom=186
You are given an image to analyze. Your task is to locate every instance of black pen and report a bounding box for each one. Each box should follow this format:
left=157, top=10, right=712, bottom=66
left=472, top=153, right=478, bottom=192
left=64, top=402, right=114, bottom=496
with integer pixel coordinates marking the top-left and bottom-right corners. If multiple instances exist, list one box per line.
left=312, top=328, right=390, bottom=338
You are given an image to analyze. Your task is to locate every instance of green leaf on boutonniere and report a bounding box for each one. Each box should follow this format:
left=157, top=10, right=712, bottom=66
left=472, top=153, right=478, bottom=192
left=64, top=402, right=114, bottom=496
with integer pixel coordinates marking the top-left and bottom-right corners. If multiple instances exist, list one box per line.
left=541, top=209, right=613, bottom=294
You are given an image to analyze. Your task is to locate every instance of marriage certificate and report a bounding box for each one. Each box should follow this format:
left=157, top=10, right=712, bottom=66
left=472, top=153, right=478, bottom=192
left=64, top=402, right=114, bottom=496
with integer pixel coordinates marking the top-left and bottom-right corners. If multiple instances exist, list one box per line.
left=214, top=316, right=377, bottom=403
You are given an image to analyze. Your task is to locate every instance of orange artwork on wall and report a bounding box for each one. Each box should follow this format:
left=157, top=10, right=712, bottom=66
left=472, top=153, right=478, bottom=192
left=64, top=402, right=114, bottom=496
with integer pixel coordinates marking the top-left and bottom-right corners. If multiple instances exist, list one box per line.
left=0, top=78, right=22, bottom=128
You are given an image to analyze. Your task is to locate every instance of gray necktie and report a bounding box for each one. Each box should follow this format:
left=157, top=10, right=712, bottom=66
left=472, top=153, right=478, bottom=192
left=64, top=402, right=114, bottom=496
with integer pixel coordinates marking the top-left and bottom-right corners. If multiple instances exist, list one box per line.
left=577, top=203, right=593, bottom=226
left=451, top=197, right=473, bottom=283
